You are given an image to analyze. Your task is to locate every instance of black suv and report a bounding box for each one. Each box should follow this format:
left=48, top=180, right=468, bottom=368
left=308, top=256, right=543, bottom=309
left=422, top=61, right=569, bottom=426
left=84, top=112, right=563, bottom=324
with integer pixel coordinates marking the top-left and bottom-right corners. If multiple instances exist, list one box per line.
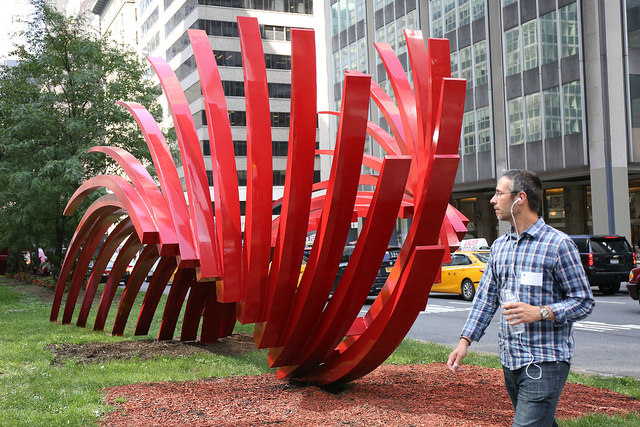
left=332, top=245, right=401, bottom=297
left=568, top=235, right=635, bottom=294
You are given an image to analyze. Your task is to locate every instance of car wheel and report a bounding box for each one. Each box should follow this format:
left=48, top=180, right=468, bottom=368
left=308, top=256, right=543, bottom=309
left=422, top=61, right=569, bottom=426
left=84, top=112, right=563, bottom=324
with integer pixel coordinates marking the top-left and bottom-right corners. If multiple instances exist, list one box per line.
left=461, top=279, right=475, bottom=301
left=599, top=283, right=620, bottom=295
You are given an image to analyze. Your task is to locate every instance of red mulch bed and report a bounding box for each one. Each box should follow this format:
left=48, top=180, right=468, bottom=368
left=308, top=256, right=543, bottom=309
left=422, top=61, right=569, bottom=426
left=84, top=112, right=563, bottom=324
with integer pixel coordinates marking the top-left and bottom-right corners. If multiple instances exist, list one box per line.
left=101, top=363, right=640, bottom=426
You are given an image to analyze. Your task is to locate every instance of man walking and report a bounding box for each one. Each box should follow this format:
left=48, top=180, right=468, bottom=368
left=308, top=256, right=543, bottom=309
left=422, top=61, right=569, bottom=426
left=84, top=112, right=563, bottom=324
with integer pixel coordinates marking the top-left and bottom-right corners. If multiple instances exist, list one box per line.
left=447, top=169, right=594, bottom=426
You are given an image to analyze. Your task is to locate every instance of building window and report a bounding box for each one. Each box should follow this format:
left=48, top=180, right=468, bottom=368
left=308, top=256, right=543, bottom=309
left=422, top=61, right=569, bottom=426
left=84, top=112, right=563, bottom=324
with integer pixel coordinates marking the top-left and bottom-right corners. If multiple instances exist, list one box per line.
left=544, top=188, right=566, bottom=222
left=628, top=2, right=640, bottom=49
left=234, top=141, right=247, bottom=156
left=471, top=0, right=485, bottom=22
left=462, top=111, right=475, bottom=155
left=459, top=0, right=470, bottom=27
left=630, top=75, right=640, bottom=128
left=444, top=0, right=457, bottom=34
left=273, top=171, right=287, bottom=186
left=237, top=170, right=247, bottom=186
left=560, top=2, right=579, bottom=58
left=450, top=51, right=458, bottom=78
left=543, top=86, right=562, bottom=139
left=459, top=46, right=473, bottom=89
left=474, top=39, right=487, bottom=86
left=502, top=0, right=517, bottom=6
left=431, top=2, right=443, bottom=38
left=202, top=140, right=211, bottom=156
left=206, top=170, right=214, bottom=186
left=563, top=81, right=582, bottom=135
left=273, top=141, right=288, bottom=156
left=477, top=107, right=491, bottom=152
left=540, top=11, right=558, bottom=65
left=505, top=27, right=521, bottom=76
left=166, top=2, right=196, bottom=37
left=522, top=19, right=538, bottom=71
left=525, top=93, right=541, bottom=142
left=141, top=7, right=159, bottom=38
left=508, top=97, right=524, bottom=145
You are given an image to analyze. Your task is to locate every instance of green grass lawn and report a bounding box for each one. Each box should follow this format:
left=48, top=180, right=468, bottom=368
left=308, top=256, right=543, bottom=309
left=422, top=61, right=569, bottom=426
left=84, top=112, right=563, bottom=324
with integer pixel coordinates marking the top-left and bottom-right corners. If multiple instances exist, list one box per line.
left=1, top=275, right=639, bottom=426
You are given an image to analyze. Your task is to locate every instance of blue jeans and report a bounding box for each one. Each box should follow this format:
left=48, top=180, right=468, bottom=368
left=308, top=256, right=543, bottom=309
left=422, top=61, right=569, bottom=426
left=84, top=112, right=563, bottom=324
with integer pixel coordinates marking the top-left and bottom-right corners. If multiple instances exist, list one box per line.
left=503, top=361, right=570, bottom=427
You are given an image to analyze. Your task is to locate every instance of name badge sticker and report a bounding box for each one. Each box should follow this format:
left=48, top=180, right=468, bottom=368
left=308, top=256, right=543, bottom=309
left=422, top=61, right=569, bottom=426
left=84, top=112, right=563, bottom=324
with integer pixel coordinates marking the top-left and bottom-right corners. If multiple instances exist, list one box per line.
left=520, top=271, right=542, bottom=287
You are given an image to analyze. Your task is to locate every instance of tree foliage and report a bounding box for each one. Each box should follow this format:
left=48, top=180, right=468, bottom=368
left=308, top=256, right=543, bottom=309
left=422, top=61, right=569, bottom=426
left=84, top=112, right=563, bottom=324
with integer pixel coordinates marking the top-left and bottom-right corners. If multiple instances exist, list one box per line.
left=0, top=0, right=164, bottom=271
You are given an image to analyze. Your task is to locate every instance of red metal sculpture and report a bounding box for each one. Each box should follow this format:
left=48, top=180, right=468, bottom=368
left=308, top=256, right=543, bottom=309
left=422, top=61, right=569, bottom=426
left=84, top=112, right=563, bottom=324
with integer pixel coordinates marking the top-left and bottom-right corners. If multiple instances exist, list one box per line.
left=50, top=18, right=468, bottom=385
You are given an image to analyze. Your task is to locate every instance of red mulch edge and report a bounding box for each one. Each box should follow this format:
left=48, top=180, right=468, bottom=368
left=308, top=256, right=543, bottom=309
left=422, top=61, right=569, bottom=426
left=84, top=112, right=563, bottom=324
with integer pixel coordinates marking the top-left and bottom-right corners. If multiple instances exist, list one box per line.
left=101, top=363, right=640, bottom=426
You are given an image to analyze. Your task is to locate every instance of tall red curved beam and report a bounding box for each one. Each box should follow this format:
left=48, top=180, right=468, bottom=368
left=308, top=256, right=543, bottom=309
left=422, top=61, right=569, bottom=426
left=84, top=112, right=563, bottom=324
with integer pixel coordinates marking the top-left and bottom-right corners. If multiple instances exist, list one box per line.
left=187, top=29, right=240, bottom=339
left=236, top=16, right=273, bottom=323
left=77, top=218, right=135, bottom=327
left=62, top=209, right=124, bottom=324
left=65, top=175, right=159, bottom=245
left=189, top=29, right=242, bottom=304
left=254, top=28, right=317, bottom=348
left=267, top=72, right=371, bottom=367
left=311, top=78, right=465, bottom=384
left=89, top=146, right=178, bottom=256
left=94, top=232, right=142, bottom=331
left=51, top=195, right=125, bottom=322
left=158, top=267, right=195, bottom=340
left=135, top=255, right=177, bottom=336
left=148, top=57, right=220, bottom=280
left=112, top=243, right=160, bottom=335
left=117, top=101, right=198, bottom=268
left=276, top=155, right=411, bottom=378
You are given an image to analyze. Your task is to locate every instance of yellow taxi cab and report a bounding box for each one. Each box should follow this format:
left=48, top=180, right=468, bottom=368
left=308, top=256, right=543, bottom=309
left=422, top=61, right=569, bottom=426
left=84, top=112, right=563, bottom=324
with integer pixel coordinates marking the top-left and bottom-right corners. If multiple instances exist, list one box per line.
left=430, top=251, right=489, bottom=301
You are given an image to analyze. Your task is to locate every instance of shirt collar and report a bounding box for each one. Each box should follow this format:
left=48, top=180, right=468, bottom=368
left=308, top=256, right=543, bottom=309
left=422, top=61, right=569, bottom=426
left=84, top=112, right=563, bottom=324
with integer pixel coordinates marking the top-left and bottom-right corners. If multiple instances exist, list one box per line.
left=506, top=217, right=545, bottom=240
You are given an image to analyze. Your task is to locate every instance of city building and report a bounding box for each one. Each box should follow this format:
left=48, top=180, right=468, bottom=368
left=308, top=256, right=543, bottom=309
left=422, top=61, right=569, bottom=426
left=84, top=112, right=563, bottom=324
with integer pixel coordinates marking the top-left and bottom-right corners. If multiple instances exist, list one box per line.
left=90, top=0, right=328, bottom=231
left=327, top=0, right=640, bottom=246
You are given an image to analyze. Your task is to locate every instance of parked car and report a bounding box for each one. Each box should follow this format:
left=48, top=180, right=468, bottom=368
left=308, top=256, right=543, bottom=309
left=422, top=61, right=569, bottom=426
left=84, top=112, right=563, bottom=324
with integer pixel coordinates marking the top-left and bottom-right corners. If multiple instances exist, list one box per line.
left=430, top=251, right=489, bottom=301
left=627, top=267, right=640, bottom=303
left=569, top=235, right=636, bottom=295
left=322, top=245, right=400, bottom=297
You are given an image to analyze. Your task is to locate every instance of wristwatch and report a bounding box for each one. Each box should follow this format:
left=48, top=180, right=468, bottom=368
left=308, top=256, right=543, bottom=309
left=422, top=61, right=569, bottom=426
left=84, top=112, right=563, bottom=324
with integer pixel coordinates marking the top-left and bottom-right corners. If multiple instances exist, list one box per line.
left=540, top=306, right=551, bottom=321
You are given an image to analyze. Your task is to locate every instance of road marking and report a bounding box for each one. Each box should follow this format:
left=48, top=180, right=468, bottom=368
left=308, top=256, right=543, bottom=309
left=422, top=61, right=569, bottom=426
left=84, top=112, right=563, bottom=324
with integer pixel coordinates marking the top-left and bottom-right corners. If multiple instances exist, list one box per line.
left=593, top=300, right=628, bottom=305
left=420, top=304, right=470, bottom=314
left=574, top=321, right=640, bottom=332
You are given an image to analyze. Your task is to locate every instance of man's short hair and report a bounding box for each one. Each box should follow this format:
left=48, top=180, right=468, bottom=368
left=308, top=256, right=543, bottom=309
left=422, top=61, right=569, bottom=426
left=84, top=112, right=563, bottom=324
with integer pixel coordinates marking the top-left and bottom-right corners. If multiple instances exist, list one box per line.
left=502, top=169, right=542, bottom=213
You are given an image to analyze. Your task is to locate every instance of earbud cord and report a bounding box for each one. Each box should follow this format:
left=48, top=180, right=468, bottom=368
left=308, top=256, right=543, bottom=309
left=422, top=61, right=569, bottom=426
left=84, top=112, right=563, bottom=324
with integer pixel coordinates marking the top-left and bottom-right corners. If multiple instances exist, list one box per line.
left=510, top=200, right=542, bottom=381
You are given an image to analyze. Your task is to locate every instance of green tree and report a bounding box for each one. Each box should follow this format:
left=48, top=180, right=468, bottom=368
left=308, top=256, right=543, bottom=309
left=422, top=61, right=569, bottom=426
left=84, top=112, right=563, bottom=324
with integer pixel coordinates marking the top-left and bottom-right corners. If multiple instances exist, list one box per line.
left=0, top=0, right=163, bottom=272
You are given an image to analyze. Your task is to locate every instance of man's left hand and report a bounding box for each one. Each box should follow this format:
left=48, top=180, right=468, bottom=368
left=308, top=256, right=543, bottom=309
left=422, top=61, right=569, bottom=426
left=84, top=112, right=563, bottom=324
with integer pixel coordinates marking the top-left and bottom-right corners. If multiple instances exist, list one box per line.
left=502, top=302, right=540, bottom=325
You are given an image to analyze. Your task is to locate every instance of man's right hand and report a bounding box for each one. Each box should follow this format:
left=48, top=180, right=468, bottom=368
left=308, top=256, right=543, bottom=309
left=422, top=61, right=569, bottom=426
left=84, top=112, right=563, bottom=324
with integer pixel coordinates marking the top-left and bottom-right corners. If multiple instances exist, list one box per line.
left=447, top=338, right=470, bottom=372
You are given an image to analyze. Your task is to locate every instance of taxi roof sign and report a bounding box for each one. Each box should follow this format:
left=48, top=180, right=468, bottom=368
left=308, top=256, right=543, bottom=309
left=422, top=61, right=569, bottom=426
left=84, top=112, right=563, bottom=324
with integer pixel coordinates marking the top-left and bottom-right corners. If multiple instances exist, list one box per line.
left=458, top=238, right=490, bottom=252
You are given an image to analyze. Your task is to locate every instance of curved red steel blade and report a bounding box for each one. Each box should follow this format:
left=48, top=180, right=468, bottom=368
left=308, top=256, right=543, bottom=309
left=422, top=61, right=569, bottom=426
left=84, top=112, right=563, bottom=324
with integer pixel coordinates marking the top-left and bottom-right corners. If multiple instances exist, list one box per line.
left=267, top=72, right=371, bottom=367
left=254, top=27, right=317, bottom=347
left=302, top=245, right=445, bottom=384
left=51, top=195, right=125, bottom=322
left=77, top=218, right=135, bottom=327
left=135, top=255, right=177, bottom=336
left=94, top=233, right=142, bottom=331
left=158, top=267, right=196, bottom=341
left=62, top=208, right=123, bottom=324
left=148, top=57, right=220, bottom=280
left=112, top=244, right=160, bottom=336
left=89, top=146, right=178, bottom=256
left=277, top=155, right=411, bottom=377
left=65, top=175, right=159, bottom=245
left=188, top=29, right=243, bottom=303
left=236, top=16, right=273, bottom=322
left=117, top=101, right=198, bottom=267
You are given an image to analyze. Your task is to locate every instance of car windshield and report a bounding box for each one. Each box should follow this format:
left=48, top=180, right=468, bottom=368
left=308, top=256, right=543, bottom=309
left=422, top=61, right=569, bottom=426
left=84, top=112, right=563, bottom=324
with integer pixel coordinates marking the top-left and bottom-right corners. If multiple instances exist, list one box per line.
left=591, top=239, right=631, bottom=254
left=474, top=252, right=490, bottom=263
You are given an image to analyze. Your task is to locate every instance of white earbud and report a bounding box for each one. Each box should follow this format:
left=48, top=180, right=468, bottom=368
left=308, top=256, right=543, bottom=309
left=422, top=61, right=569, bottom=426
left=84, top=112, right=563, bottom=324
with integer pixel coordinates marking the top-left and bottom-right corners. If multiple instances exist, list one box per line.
left=511, top=197, right=522, bottom=208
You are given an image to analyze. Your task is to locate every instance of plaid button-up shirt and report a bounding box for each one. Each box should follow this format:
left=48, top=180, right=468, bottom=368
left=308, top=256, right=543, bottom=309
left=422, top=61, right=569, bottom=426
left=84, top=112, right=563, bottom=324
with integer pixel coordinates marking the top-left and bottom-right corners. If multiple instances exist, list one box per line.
left=460, top=218, right=595, bottom=369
